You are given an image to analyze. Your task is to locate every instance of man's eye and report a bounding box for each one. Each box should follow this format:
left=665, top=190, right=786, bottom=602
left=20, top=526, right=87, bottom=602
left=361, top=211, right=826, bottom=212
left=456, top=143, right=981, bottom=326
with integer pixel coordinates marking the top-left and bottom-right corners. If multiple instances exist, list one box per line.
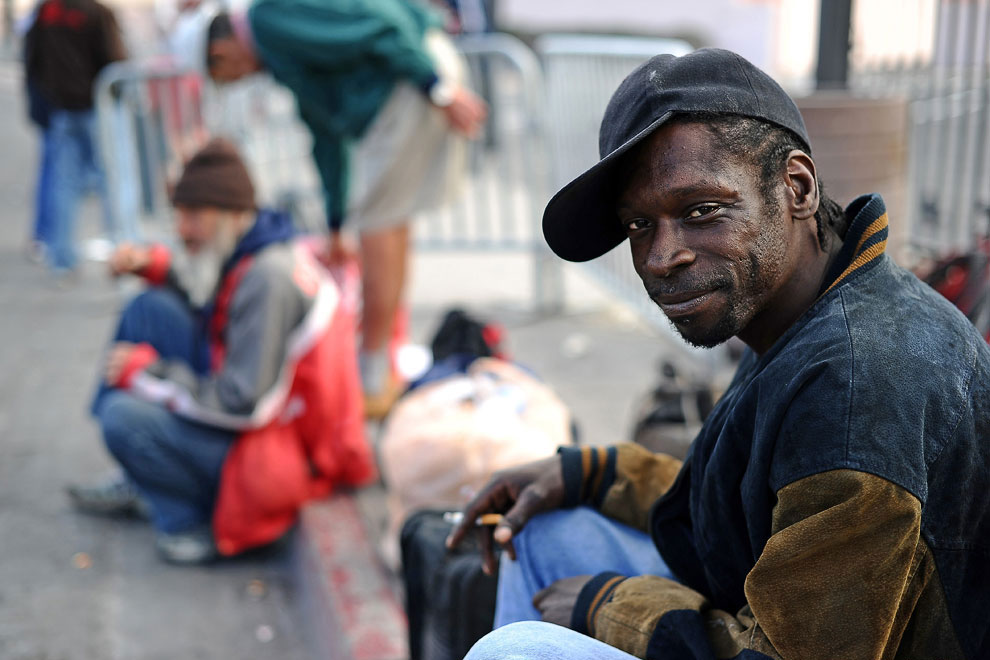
left=686, top=204, right=720, bottom=219
left=625, top=218, right=651, bottom=231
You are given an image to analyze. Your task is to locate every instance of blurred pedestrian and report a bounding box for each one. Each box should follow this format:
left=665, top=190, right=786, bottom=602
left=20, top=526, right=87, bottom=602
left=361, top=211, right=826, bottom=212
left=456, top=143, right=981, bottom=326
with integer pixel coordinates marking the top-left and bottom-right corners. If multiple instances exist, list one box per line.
left=203, top=0, right=487, bottom=418
left=19, top=1, right=53, bottom=263
left=23, top=0, right=126, bottom=280
left=68, top=139, right=376, bottom=564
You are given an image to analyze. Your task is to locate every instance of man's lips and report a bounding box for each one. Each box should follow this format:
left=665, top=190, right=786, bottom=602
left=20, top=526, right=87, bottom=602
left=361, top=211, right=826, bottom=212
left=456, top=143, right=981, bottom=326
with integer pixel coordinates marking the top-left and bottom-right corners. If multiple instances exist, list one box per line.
left=654, top=289, right=718, bottom=317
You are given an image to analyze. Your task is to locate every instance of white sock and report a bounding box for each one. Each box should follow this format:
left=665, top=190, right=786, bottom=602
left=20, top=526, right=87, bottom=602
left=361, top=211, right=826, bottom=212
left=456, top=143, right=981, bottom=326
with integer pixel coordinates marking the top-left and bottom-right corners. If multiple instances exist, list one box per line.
left=359, top=349, right=390, bottom=394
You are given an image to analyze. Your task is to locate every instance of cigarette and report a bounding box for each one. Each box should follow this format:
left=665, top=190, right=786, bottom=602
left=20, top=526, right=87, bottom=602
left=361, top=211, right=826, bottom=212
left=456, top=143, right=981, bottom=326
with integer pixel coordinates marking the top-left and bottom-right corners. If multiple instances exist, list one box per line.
left=442, top=511, right=505, bottom=526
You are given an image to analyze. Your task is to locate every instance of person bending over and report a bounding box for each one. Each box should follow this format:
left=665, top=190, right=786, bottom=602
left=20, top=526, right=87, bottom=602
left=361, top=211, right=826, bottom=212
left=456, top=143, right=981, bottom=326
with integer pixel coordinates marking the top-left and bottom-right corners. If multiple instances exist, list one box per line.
left=203, top=0, right=487, bottom=417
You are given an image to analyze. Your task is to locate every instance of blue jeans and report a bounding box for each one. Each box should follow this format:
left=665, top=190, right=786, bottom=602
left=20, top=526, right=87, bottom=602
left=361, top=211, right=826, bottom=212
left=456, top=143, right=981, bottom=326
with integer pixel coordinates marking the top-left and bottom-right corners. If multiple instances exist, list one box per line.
left=494, top=507, right=673, bottom=626
left=467, top=507, right=672, bottom=659
left=92, top=288, right=231, bottom=534
left=46, top=109, right=112, bottom=271
left=466, top=621, right=640, bottom=660
left=32, top=128, right=55, bottom=248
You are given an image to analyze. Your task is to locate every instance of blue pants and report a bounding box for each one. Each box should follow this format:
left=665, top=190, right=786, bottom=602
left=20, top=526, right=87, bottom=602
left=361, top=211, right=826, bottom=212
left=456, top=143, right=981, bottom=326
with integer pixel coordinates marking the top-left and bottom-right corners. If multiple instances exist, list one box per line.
left=92, top=288, right=233, bottom=534
left=46, top=109, right=112, bottom=271
left=467, top=507, right=671, bottom=659
left=467, top=622, right=640, bottom=660
left=32, top=128, right=55, bottom=248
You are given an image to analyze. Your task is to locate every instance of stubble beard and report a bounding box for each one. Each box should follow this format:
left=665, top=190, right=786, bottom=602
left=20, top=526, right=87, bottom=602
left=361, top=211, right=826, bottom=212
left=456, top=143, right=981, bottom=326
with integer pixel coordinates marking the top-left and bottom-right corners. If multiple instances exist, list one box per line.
left=654, top=233, right=787, bottom=350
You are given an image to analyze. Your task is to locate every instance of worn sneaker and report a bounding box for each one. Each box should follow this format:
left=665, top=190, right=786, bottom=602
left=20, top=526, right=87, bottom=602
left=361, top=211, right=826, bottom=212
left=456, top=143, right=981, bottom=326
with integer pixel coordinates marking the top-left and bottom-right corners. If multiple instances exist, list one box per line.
left=67, top=475, right=150, bottom=519
left=155, top=528, right=218, bottom=565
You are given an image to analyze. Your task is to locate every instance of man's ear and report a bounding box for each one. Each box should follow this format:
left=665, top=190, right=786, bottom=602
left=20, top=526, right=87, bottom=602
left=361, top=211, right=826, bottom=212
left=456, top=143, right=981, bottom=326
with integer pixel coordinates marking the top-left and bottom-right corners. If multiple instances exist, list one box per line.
left=783, top=150, right=818, bottom=221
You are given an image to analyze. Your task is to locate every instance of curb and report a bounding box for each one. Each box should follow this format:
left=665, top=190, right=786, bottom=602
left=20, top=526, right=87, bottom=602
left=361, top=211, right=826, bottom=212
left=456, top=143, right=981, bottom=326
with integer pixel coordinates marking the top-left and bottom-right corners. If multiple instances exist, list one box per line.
left=293, top=494, right=409, bottom=660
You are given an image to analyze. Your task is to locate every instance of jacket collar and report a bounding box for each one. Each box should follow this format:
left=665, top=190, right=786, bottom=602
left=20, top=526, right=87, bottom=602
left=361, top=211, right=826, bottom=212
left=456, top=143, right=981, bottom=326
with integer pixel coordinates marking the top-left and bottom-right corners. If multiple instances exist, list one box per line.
left=220, top=208, right=296, bottom=277
left=820, top=193, right=889, bottom=296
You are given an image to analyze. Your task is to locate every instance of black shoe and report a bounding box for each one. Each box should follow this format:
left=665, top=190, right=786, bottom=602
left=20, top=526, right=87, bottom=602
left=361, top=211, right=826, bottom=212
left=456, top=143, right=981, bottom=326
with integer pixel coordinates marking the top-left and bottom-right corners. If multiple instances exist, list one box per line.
left=67, top=475, right=151, bottom=519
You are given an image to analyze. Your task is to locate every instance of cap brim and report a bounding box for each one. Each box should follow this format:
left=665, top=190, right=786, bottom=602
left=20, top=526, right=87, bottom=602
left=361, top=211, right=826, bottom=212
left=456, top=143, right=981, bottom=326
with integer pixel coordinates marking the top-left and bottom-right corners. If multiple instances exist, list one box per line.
left=542, top=112, right=673, bottom=262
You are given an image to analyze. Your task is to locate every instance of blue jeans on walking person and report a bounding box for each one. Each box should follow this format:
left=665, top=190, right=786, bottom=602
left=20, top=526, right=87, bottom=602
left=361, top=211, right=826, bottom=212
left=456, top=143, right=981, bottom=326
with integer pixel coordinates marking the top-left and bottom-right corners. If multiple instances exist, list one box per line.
left=32, top=128, right=55, bottom=249
left=466, top=507, right=672, bottom=660
left=92, top=288, right=234, bottom=534
left=45, top=109, right=113, bottom=272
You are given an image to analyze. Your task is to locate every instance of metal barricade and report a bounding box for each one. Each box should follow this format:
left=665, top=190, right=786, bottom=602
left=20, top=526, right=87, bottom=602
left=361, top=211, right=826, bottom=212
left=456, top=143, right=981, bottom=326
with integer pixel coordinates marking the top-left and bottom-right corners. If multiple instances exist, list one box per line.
left=851, top=0, right=990, bottom=257
left=534, top=34, right=724, bottom=368
left=200, top=73, right=326, bottom=233
left=417, top=33, right=562, bottom=310
left=94, top=59, right=210, bottom=243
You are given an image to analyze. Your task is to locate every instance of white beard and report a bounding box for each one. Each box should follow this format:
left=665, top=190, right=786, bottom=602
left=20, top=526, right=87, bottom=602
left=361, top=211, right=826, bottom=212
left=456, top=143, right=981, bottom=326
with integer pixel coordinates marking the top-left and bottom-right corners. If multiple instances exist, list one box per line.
left=173, top=247, right=223, bottom=308
left=172, top=219, right=244, bottom=308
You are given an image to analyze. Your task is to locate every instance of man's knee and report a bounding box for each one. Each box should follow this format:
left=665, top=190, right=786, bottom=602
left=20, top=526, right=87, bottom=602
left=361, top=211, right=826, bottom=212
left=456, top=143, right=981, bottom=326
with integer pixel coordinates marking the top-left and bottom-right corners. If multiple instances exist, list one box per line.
left=98, top=391, right=159, bottom=457
left=120, top=288, right=186, bottom=327
left=514, top=507, right=607, bottom=555
left=466, top=621, right=560, bottom=660
left=467, top=621, right=627, bottom=660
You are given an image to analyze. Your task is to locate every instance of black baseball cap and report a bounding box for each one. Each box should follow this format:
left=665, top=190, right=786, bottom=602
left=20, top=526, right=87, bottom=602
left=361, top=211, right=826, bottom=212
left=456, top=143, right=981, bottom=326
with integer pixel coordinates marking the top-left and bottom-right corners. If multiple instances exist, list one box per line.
left=542, top=48, right=811, bottom=262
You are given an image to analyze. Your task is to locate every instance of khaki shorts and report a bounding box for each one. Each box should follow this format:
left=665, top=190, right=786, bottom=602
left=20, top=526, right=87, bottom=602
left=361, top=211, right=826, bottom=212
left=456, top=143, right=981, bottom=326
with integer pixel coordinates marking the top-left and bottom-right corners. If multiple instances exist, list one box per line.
left=346, top=30, right=468, bottom=232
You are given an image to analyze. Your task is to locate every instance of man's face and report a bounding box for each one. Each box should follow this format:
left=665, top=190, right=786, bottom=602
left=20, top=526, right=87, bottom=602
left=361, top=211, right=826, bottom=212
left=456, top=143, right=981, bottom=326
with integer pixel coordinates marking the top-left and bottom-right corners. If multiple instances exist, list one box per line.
left=616, top=121, right=800, bottom=349
left=176, top=205, right=224, bottom=254
left=207, top=37, right=254, bottom=83
left=174, top=205, right=245, bottom=305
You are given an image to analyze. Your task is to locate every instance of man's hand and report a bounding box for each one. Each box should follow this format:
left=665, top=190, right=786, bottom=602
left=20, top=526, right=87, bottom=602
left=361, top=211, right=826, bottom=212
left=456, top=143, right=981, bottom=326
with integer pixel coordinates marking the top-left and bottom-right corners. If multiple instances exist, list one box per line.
left=533, top=575, right=592, bottom=627
left=439, top=86, right=488, bottom=139
left=445, top=455, right=565, bottom=575
left=321, top=231, right=358, bottom=267
left=104, top=341, right=138, bottom=385
left=109, top=243, right=150, bottom=277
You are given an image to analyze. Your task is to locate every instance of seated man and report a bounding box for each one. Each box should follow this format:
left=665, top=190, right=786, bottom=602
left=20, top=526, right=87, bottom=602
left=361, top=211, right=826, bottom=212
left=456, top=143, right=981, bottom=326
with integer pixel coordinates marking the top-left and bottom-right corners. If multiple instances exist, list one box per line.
left=70, top=138, right=376, bottom=564
left=449, top=49, right=990, bottom=658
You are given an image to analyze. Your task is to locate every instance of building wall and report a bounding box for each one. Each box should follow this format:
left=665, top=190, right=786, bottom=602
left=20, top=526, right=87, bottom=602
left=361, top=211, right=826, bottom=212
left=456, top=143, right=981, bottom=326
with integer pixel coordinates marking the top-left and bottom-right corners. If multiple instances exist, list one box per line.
left=497, top=0, right=818, bottom=88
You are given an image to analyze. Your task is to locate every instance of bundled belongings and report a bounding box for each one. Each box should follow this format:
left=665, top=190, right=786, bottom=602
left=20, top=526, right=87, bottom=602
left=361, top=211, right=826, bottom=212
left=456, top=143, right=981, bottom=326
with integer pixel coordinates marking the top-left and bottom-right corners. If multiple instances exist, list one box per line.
left=381, top=357, right=572, bottom=558
left=380, top=308, right=573, bottom=660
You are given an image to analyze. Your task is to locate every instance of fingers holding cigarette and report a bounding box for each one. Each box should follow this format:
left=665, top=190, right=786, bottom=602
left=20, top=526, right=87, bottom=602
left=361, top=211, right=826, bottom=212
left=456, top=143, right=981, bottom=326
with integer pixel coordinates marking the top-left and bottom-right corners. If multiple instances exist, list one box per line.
left=442, top=512, right=505, bottom=527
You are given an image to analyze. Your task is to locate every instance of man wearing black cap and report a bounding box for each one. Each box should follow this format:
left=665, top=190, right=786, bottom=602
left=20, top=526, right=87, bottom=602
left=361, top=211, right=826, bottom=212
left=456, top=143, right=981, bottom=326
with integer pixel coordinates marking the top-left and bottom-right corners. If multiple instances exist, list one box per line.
left=449, top=49, right=990, bottom=659
left=69, top=138, right=375, bottom=564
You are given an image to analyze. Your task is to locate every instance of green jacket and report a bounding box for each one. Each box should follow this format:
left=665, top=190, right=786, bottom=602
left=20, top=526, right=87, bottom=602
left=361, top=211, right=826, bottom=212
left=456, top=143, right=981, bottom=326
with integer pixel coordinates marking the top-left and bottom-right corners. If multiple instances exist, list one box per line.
left=248, top=0, right=442, bottom=229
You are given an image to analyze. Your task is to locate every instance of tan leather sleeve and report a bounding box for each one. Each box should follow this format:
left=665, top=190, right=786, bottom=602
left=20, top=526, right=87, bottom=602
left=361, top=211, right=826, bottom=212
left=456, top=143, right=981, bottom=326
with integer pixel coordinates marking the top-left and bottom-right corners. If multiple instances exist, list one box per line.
left=746, top=469, right=924, bottom=658
left=597, top=443, right=682, bottom=530
left=584, top=470, right=935, bottom=659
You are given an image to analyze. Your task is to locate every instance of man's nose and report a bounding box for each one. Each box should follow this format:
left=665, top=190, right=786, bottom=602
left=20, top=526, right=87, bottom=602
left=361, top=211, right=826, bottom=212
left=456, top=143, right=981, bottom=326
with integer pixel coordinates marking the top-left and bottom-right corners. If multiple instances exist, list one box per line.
left=644, top=227, right=695, bottom=278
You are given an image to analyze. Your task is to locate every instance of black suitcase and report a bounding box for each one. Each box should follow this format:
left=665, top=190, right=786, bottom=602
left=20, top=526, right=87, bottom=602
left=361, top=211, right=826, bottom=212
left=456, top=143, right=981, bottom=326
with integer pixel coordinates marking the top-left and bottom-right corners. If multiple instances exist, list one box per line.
left=400, top=509, right=499, bottom=660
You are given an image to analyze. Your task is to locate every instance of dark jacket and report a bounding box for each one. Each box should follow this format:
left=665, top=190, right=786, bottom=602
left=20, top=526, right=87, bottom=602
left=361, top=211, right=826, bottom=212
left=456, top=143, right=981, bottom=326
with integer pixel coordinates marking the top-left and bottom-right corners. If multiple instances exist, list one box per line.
left=24, top=0, right=126, bottom=111
left=561, top=194, right=990, bottom=659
